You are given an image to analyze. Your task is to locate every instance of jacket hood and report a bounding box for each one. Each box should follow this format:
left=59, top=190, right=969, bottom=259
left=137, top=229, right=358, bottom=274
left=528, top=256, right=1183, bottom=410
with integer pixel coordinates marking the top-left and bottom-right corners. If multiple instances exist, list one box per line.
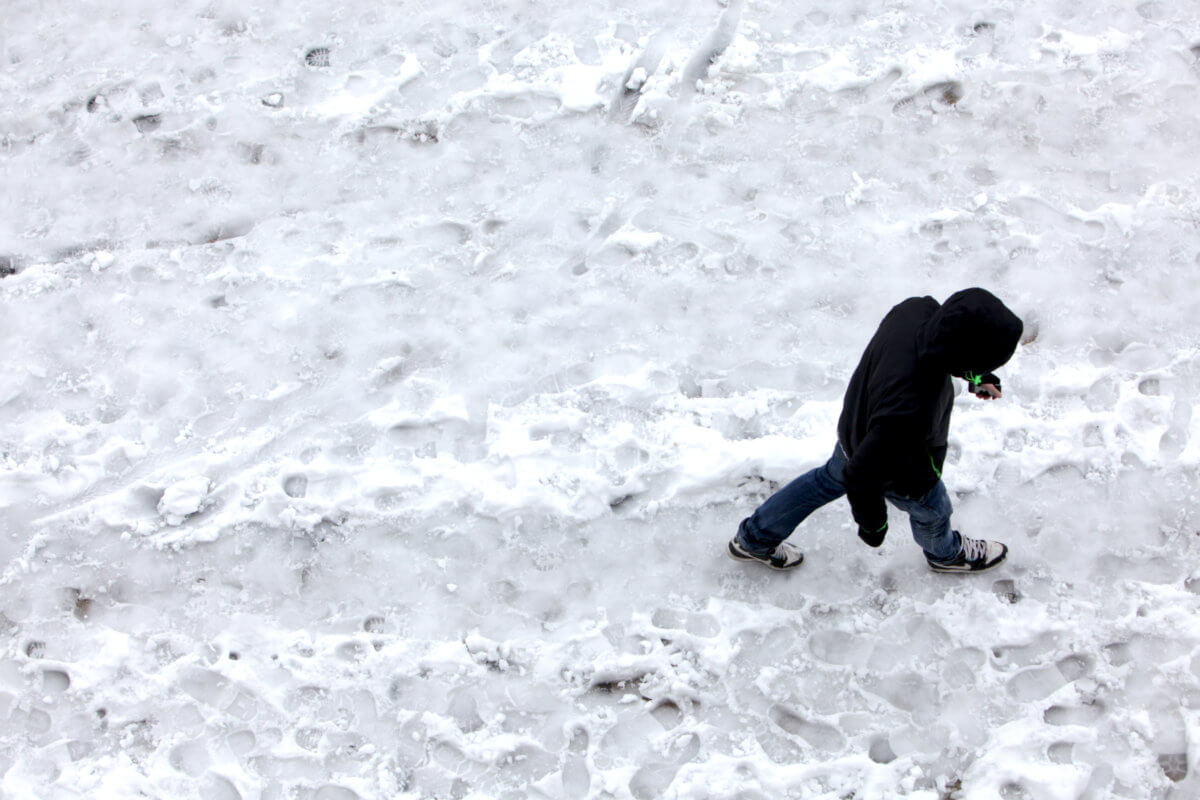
left=918, top=288, right=1023, bottom=375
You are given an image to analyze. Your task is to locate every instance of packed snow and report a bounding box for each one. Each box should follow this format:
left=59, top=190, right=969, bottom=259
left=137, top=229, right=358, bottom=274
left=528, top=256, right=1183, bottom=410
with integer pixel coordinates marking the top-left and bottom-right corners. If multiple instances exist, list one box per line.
left=3, top=0, right=1200, bottom=798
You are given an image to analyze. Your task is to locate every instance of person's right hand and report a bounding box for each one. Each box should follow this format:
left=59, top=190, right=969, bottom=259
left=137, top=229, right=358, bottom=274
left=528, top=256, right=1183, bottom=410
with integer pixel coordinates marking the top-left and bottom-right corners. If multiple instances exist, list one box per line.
left=974, top=382, right=1002, bottom=400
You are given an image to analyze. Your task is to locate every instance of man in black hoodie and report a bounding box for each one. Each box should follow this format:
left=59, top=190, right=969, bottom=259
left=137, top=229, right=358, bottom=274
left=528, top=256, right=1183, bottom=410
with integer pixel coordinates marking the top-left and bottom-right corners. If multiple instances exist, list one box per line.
left=728, top=288, right=1023, bottom=573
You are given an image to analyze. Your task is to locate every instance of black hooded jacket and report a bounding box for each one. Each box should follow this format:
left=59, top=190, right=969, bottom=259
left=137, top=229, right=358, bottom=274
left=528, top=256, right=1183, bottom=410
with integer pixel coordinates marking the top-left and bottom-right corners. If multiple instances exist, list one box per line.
left=836, top=288, right=1023, bottom=533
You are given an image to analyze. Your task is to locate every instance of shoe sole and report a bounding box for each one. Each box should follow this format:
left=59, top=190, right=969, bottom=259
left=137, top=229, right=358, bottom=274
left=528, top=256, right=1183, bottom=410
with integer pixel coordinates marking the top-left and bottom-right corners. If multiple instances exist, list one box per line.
left=727, top=541, right=804, bottom=570
left=927, top=545, right=1008, bottom=574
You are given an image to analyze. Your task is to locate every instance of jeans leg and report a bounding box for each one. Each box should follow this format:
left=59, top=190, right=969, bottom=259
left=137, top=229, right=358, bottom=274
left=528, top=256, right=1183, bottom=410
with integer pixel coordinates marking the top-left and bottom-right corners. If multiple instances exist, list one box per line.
left=737, top=444, right=848, bottom=555
left=885, top=481, right=961, bottom=562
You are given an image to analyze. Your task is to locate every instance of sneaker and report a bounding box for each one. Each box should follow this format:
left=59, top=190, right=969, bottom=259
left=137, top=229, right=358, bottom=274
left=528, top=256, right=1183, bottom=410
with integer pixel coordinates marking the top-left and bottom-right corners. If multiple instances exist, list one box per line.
left=727, top=537, right=804, bottom=570
left=927, top=535, right=1008, bottom=573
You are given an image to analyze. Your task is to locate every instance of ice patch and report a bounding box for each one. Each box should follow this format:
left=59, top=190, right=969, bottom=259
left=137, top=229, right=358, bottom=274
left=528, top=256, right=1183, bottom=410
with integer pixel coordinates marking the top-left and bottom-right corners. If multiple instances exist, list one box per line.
left=312, top=61, right=424, bottom=118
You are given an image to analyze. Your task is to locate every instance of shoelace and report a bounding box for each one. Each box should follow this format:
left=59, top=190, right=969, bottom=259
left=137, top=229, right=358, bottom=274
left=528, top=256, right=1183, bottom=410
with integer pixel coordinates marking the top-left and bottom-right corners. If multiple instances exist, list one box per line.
left=960, top=536, right=987, bottom=562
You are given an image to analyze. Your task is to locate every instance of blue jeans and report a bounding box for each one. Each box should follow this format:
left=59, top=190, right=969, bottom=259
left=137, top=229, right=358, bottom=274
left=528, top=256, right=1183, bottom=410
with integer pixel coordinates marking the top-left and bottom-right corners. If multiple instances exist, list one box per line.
left=737, top=443, right=962, bottom=562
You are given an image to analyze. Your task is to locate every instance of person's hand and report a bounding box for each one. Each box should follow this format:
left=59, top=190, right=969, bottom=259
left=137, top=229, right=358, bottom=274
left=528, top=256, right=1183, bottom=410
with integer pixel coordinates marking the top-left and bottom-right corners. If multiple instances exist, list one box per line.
left=974, top=382, right=1001, bottom=400
left=966, top=372, right=1003, bottom=399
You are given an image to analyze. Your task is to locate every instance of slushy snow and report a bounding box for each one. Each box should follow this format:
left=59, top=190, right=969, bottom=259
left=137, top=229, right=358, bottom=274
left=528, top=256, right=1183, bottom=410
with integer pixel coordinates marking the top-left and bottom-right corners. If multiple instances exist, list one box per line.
left=3, top=0, right=1200, bottom=798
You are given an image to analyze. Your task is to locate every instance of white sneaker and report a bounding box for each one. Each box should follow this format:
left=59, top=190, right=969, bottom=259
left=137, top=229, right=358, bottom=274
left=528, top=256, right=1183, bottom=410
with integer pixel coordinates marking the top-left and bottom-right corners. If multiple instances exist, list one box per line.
left=727, top=537, right=804, bottom=570
left=927, top=535, right=1007, bottom=573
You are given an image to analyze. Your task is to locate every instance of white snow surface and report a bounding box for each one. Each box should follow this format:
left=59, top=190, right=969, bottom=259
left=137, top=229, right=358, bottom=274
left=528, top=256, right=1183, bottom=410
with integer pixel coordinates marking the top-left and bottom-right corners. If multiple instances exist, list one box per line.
left=3, top=1, right=1200, bottom=798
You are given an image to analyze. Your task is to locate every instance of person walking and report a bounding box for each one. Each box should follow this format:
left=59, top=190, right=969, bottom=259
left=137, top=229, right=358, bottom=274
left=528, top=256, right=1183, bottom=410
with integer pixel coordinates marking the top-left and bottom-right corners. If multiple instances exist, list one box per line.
left=729, top=287, right=1023, bottom=573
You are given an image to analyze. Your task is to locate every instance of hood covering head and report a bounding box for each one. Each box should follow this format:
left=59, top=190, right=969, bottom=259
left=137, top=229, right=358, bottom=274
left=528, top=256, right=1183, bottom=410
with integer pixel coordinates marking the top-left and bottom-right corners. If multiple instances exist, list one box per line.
left=918, top=288, right=1023, bottom=375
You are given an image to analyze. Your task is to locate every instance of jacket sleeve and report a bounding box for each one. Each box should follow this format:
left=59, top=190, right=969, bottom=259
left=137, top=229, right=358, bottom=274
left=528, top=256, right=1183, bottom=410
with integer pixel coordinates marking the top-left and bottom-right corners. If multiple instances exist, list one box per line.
left=967, top=372, right=1002, bottom=393
left=843, top=418, right=932, bottom=530
left=842, top=426, right=892, bottom=532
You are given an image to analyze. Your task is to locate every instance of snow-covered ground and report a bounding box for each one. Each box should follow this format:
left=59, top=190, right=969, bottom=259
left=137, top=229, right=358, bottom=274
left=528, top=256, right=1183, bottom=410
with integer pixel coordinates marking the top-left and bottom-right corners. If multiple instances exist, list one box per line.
left=3, top=0, right=1200, bottom=797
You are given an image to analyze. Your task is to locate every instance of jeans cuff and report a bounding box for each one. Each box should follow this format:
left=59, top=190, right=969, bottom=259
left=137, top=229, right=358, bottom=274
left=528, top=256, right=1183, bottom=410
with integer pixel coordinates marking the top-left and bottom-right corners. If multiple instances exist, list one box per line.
left=925, top=530, right=962, bottom=563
